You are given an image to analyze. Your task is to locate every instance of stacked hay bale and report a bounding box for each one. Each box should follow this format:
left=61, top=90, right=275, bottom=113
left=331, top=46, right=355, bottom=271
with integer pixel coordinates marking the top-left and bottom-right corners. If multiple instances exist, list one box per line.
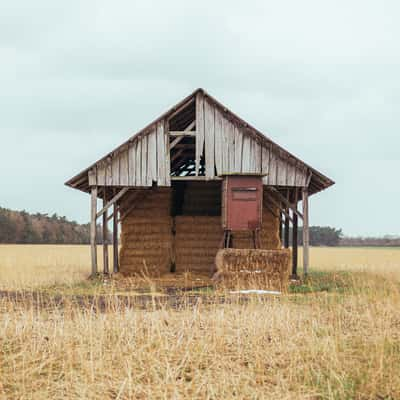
left=119, top=188, right=172, bottom=276
left=175, top=216, right=222, bottom=275
left=214, top=248, right=291, bottom=291
left=231, top=204, right=281, bottom=249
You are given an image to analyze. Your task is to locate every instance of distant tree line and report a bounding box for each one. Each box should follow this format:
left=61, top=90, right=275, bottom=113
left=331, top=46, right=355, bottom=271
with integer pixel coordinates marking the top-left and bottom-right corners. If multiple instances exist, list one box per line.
left=0, top=207, right=106, bottom=244
left=287, top=226, right=343, bottom=246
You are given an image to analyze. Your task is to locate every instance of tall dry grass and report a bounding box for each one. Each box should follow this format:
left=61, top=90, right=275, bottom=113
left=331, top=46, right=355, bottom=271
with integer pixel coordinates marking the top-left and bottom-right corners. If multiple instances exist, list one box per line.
left=0, top=245, right=400, bottom=399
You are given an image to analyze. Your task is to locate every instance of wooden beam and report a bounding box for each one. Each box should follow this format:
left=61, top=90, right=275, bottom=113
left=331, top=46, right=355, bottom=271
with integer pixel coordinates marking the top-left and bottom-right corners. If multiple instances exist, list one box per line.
left=171, top=176, right=222, bottom=181
left=102, top=194, right=109, bottom=275
left=96, top=187, right=129, bottom=219
left=267, top=188, right=303, bottom=220
left=264, top=192, right=293, bottom=223
left=167, top=97, right=194, bottom=121
left=284, top=208, right=290, bottom=248
left=302, top=187, right=310, bottom=276
left=292, top=209, right=298, bottom=277
left=113, top=203, right=119, bottom=273
left=169, top=131, right=196, bottom=137
left=90, top=186, right=98, bottom=277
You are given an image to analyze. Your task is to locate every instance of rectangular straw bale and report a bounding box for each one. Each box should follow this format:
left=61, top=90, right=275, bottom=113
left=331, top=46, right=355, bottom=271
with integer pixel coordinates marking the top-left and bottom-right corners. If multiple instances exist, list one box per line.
left=214, top=248, right=291, bottom=291
left=119, top=188, right=173, bottom=276
left=175, top=216, right=222, bottom=275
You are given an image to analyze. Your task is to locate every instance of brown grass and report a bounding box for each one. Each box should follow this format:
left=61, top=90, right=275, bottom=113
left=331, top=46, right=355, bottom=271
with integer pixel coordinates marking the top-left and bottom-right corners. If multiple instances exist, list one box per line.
left=0, top=245, right=400, bottom=399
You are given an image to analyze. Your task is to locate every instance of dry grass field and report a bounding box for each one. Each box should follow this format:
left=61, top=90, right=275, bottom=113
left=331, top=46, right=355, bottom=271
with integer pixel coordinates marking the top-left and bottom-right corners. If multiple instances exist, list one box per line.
left=0, top=245, right=400, bottom=399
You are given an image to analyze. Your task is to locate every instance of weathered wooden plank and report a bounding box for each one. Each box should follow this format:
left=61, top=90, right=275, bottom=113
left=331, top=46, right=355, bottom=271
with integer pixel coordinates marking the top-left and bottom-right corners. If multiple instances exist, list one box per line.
left=88, top=168, right=97, bottom=186
left=135, top=139, right=142, bottom=186
left=140, top=135, right=148, bottom=186
left=295, top=165, right=307, bottom=187
left=268, top=149, right=277, bottom=185
left=276, top=152, right=287, bottom=186
left=228, top=120, right=235, bottom=173
left=112, top=154, right=120, bottom=186
left=195, top=92, right=205, bottom=175
left=90, top=186, right=98, bottom=277
left=261, top=143, right=270, bottom=184
left=214, top=107, right=223, bottom=175
left=148, top=129, right=157, bottom=184
left=241, top=133, right=251, bottom=173
left=119, top=148, right=129, bottom=186
left=286, top=159, right=296, bottom=186
left=164, top=120, right=171, bottom=185
left=106, top=157, right=113, bottom=186
left=156, top=121, right=166, bottom=186
left=254, top=140, right=262, bottom=173
left=222, top=117, right=231, bottom=173
left=169, top=131, right=196, bottom=137
left=128, top=143, right=136, bottom=186
left=96, top=187, right=129, bottom=218
left=96, top=163, right=106, bottom=186
left=234, top=125, right=243, bottom=173
left=204, top=99, right=215, bottom=179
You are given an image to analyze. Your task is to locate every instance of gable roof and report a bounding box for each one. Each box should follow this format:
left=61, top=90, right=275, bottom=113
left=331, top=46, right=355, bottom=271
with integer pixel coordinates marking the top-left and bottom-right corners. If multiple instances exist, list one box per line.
left=65, top=88, right=334, bottom=195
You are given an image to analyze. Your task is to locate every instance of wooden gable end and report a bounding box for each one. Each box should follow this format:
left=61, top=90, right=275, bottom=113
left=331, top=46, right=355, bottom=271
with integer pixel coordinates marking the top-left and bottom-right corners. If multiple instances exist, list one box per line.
left=89, top=120, right=170, bottom=188
left=200, top=96, right=309, bottom=187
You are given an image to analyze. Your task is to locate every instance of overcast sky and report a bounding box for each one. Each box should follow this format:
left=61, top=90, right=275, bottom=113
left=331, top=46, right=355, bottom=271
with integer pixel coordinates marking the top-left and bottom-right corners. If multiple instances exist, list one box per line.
left=1, top=0, right=399, bottom=236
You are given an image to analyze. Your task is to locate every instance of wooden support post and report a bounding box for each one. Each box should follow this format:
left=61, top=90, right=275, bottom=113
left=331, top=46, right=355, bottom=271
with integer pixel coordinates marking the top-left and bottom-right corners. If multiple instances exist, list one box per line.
left=102, top=192, right=109, bottom=275
left=292, top=210, right=298, bottom=278
left=90, top=186, right=98, bottom=277
left=279, top=211, right=283, bottom=245
left=302, top=187, right=310, bottom=276
left=284, top=207, right=290, bottom=248
left=113, top=203, right=119, bottom=273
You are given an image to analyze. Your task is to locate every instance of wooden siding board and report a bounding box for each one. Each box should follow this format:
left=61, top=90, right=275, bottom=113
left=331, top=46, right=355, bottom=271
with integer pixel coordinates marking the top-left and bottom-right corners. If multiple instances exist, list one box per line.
left=254, top=140, right=262, bottom=173
left=228, top=121, right=235, bottom=173
left=156, top=121, right=166, bottom=186
left=195, top=92, right=205, bottom=175
left=234, top=125, right=243, bottom=173
left=119, top=149, right=129, bottom=186
left=135, top=139, right=142, bottom=186
left=262, top=143, right=270, bottom=185
left=164, top=120, right=171, bottom=186
left=141, top=135, right=148, bottom=186
left=112, top=154, right=120, bottom=186
left=268, top=149, right=277, bottom=185
left=276, top=152, right=287, bottom=186
left=204, top=99, right=215, bottom=179
left=147, top=129, right=157, bottom=184
left=242, top=133, right=251, bottom=173
left=128, top=143, right=136, bottom=186
left=287, top=160, right=296, bottom=186
left=222, top=116, right=230, bottom=173
left=214, top=108, right=223, bottom=175
left=97, top=163, right=105, bottom=186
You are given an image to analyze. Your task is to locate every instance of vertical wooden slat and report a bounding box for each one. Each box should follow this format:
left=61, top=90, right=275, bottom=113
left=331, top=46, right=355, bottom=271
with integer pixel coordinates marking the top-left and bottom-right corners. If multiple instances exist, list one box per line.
left=148, top=129, right=157, bottom=184
left=141, top=135, right=148, bottom=186
left=102, top=193, right=109, bottom=274
left=204, top=99, right=215, bottom=179
left=164, top=120, right=171, bottom=186
left=302, top=187, right=309, bottom=275
left=242, top=134, right=251, bottom=173
left=106, top=160, right=112, bottom=186
left=214, top=108, right=223, bottom=175
left=90, top=186, right=98, bottom=277
left=222, top=118, right=230, bottom=173
left=88, top=168, right=97, bottom=186
left=195, top=92, right=205, bottom=175
left=254, top=140, right=262, bottom=173
left=228, top=121, right=235, bottom=173
left=156, top=121, right=166, bottom=186
left=277, top=153, right=287, bottom=186
left=268, top=150, right=277, bottom=185
left=112, top=154, right=120, bottom=186
left=135, top=139, right=142, bottom=186
left=97, top=164, right=105, bottom=186
left=119, top=149, right=129, bottom=186
left=287, top=160, right=296, bottom=186
left=262, top=144, right=270, bottom=184
left=113, top=202, right=119, bottom=273
left=128, top=143, right=136, bottom=186
left=234, top=125, right=243, bottom=173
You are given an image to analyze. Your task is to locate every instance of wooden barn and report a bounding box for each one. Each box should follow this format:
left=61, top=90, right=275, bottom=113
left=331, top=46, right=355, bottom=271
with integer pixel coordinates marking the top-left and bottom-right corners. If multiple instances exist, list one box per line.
left=66, top=88, right=334, bottom=282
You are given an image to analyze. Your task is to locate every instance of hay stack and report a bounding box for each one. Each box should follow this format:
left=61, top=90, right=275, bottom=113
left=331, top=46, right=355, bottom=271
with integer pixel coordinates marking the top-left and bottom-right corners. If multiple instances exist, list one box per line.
left=119, top=188, right=172, bottom=276
left=214, top=248, right=291, bottom=291
left=175, top=216, right=222, bottom=275
left=231, top=204, right=281, bottom=250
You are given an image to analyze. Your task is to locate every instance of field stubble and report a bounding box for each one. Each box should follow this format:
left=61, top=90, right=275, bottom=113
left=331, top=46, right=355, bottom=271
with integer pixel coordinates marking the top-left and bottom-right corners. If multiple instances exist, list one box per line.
left=0, top=245, right=400, bottom=399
